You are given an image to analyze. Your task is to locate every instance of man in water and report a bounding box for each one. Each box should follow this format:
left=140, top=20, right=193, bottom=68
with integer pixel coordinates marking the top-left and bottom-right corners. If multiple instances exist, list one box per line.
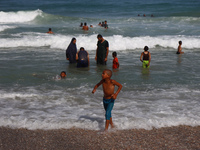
left=76, top=47, right=89, bottom=67
left=176, top=41, right=184, bottom=54
left=104, top=20, right=108, bottom=29
left=82, top=22, right=89, bottom=31
left=95, top=34, right=109, bottom=65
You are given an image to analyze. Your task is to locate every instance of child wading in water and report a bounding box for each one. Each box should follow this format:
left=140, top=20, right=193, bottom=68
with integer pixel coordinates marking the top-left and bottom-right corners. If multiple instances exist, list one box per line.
left=176, top=40, right=184, bottom=54
left=92, top=69, right=122, bottom=131
left=112, top=51, right=119, bottom=69
left=140, top=46, right=151, bottom=68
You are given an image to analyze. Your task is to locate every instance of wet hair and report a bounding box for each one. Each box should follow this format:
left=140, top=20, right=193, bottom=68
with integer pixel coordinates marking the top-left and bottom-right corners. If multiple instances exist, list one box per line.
left=80, top=47, right=85, bottom=50
left=97, top=34, right=102, bottom=38
left=144, top=46, right=149, bottom=51
left=49, top=28, right=52, bottom=31
left=112, top=51, right=117, bottom=57
left=84, top=22, right=87, bottom=26
left=179, top=41, right=182, bottom=45
left=104, top=69, right=112, bottom=77
left=60, top=71, right=66, bottom=75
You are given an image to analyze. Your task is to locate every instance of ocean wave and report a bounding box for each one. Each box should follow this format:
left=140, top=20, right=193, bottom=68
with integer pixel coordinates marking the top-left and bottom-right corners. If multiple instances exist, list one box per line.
left=0, top=9, right=43, bottom=23
left=0, top=33, right=200, bottom=50
left=0, top=116, right=199, bottom=130
left=0, top=83, right=199, bottom=130
left=0, top=25, right=17, bottom=32
left=1, top=9, right=200, bottom=25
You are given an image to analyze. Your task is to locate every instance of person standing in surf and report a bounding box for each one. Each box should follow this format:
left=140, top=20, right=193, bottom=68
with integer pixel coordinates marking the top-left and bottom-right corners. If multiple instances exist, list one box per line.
left=104, top=20, right=108, bottom=29
left=140, top=46, right=151, bottom=68
left=176, top=41, right=184, bottom=54
left=95, top=34, right=109, bottom=65
left=82, top=22, right=89, bottom=31
left=112, top=51, right=119, bottom=69
left=92, top=69, right=122, bottom=131
left=76, top=47, right=89, bottom=67
left=66, top=38, right=77, bottom=63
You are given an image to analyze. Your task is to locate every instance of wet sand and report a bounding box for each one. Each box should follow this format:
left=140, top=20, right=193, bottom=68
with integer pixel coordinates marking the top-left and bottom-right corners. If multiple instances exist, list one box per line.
left=0, top=125, right=199, bottom=150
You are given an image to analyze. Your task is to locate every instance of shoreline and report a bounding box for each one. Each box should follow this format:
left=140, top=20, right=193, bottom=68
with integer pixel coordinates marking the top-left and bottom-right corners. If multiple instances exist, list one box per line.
left=0, top=125, right=199, bottom=150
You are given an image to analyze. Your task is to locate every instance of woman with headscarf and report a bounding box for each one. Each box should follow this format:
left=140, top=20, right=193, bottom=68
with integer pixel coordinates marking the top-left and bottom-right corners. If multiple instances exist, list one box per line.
left=66, top=38, right=77, bottom=63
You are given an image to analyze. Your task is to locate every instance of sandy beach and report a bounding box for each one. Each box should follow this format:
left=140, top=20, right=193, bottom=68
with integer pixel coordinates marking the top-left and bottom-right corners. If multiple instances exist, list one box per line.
left=0, top=125, right=199, bottom=150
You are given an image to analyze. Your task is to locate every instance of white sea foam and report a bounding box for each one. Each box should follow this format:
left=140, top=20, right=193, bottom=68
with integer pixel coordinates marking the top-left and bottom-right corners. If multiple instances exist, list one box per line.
left=0, top=10, right=43, bottom=23
left=0, top=25, right=17, bottom=32
left=0, top=86, right=199, bottom=130
left=0, top=33, right=200, bottom=50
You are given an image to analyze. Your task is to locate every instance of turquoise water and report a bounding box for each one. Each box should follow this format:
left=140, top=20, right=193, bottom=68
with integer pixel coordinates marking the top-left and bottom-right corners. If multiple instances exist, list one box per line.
left=0, top=0, right=200, bottom=130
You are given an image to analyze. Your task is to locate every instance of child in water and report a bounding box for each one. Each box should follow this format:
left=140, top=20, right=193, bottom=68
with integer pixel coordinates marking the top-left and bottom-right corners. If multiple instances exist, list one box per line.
left=92, top=69, right=122, bottom=131
left=176, top=41, right=184, bottom=54
left=140, top=46, right=151, bottom=68
left=60, top=71, right=66, bottom=79
left=112, top=51, right=119, bottom=69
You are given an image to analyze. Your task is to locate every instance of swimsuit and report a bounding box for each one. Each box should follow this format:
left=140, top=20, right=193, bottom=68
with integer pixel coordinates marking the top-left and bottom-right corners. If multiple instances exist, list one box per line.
left=143, top=52, right=150, bottom=68
left=103, top=97, right=115, bottom=120
left=113, top=57, right=119, bottom=69
left=143, top=60, right=150, bottom=68
left=143, top=52, right=149, bottom=60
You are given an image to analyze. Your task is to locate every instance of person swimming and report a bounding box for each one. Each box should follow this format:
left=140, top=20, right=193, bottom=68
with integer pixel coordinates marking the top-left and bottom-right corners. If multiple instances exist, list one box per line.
left=47, top=28, right=53, bottom=34
left=60, top=71, right=66, bottom=79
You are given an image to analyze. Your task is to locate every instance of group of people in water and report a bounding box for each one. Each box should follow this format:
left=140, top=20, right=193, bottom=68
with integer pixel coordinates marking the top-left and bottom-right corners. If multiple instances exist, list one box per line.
left=45, top=17, right=185, bottom=131
left=138, top=14, right=154, bottom=17
left=47, top=20, right=108, bottom=33
left=47, top=29, right=183, bottom=80
left=65, top=34, right=114, bottom=69
left=47, top=26, right=183, bottom=82
left=66, top=37, right=90, bottom=67
left=98, top=20, right=108, bottom=29
left=79, top=20, right=108, bottom=31
left=63, top=34, right=184, bottom=131
left=65, top=34, right=183, bottom=71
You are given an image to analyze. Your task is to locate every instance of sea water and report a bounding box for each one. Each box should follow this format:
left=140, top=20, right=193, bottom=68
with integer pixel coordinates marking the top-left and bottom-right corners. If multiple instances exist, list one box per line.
left=0, top=0, right=200, bottom=130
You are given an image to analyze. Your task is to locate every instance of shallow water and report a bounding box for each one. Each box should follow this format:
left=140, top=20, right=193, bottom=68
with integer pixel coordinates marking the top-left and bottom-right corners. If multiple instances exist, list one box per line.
left=0, top=46, right=200, bottom=130
left=0, top=0, right=200, bottom=130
